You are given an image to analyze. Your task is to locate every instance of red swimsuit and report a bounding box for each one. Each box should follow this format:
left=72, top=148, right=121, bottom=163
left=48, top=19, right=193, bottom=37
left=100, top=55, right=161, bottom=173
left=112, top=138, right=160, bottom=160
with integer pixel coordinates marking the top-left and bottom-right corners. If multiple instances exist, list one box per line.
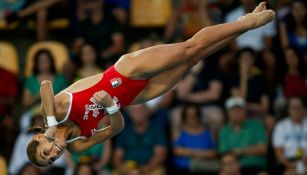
left=61, top=65, right=148, bottom=137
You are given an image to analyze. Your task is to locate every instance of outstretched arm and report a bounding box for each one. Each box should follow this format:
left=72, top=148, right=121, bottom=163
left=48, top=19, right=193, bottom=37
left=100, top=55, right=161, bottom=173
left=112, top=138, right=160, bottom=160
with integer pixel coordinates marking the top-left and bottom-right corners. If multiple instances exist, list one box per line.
left=40, top=80, right=58, bottom=138
left=69, top=90, right=125, bottom=152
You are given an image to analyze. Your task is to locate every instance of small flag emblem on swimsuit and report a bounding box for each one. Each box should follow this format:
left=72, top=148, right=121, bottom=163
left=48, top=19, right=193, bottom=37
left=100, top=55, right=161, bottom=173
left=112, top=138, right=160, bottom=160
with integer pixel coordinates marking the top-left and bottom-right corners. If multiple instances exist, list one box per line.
left=110, top=78, right=122, bottom=88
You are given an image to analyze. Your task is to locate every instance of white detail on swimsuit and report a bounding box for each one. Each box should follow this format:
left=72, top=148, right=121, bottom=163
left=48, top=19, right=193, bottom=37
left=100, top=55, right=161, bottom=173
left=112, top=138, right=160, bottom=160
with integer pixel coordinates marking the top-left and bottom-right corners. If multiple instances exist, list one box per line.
left=83, top=96, right=121, bottom=120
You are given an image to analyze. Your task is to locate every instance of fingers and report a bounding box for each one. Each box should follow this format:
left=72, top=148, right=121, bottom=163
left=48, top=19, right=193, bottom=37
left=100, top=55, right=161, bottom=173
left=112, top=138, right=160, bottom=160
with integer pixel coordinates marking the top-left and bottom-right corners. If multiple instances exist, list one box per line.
left=93, top=91, right=107, bottom=101
left=92, top=90, right=113, bottom=106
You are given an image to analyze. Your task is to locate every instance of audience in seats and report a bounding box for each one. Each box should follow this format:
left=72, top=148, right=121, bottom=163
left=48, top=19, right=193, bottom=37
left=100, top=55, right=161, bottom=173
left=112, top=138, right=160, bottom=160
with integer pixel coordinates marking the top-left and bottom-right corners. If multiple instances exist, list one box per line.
left=113, top=104, right=167, bottom=175
left=279, top=0, right=307, bottom=62
left=219, top=97, right=267, bottom=175
left=74, top=0, right=124, bottom=68
left=282, top=47, right=307, bottom=100
left=172, top=103, right=218, bottom=175
left=273, top=97, right=307, bottom=175
left=229, top=48, right=269, bottom=118
left=73, top=43, right=102, bottom=81
left=0, top=1, right=306, bottom=174
left=22, top=48, right=67, bottom=110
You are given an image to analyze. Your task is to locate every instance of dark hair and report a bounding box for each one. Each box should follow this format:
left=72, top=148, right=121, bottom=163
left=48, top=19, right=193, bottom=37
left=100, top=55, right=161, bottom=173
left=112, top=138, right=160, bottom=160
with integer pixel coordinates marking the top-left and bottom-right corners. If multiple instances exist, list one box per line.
left=286, top=96, right=305, bottom=109
left=181, top=103, right=202, bottom=123
left=276, top=96, right=306, bottom=120
left=32, top=49, right=56, bottom=75
left=26, top=126, right=47, bottom=167
left=284, top=47, right=306, bottom=76
left=75, top=43, right=100, bottom=68
left=73, top=163, right=97, bottom=175
left=234, top=47, right=257, bottom=71
left=236, top=47, right=256, bottom=60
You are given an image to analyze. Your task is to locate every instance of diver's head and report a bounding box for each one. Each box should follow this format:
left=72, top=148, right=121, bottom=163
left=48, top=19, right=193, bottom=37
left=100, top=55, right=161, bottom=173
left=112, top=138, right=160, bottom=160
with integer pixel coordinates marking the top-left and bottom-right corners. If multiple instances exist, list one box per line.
left=27, top=127, right=66, bottom=167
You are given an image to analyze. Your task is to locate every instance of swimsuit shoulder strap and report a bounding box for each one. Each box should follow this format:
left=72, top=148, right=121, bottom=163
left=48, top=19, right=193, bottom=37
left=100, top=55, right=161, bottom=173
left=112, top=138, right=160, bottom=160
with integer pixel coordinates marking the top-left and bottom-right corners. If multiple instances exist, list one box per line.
left=65, top=136, right=87, bottom=144
left=58, top=90, right=73, bottom=124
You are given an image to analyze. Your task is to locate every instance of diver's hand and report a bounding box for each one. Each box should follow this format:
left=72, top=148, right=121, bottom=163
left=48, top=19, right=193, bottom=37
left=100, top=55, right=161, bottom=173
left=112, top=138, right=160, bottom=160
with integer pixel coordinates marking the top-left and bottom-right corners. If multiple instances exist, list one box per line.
left=44, top=126, right=57, bottom=141
left=92, top=90, right=115, bottom=107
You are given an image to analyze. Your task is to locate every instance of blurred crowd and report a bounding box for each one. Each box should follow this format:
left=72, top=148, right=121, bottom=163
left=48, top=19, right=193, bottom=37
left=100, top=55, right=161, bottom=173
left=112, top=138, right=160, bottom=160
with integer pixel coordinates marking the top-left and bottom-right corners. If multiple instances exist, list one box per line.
left=0, top=0, right=307, bottom=175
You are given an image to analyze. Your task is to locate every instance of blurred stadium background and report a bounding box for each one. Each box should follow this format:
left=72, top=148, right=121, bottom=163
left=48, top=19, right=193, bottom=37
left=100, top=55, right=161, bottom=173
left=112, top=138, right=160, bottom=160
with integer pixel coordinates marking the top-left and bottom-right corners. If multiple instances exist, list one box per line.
left=0, top=0, right=306, bottom=175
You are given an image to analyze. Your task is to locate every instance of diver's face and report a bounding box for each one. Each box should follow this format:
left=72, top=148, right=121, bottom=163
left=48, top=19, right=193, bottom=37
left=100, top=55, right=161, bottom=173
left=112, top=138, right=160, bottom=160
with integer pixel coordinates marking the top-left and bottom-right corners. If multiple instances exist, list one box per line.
left=34, top=134, right=66, bottom=166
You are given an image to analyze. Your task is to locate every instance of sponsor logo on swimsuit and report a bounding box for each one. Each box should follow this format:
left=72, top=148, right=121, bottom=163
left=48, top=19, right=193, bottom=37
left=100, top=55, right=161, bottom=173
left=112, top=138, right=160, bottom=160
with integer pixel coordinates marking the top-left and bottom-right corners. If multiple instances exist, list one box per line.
left=83, top=96, right=121, bottom=120
left=110, top=77, right=122, bottom=88
left=83, top=103, right=105, bottom=120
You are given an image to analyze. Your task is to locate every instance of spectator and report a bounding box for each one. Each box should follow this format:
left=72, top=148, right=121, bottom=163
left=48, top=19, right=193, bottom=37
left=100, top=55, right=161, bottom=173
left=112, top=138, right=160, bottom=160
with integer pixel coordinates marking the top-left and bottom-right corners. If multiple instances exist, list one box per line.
left=65, top=135, right=111, bottom=175
left=172, top=103, right=218, bottom=175
left=258, top=48, right=279, bottom=111
left=219, top=97, right=267, bottom=175
left=18, top=162, right=41, bottom=175
left=73, top=43, right=102, bottom=81
left=22, top=48, right=67, bottom=110
left=113, top=104, right=167, bottom=175
left=229, top=48, right=269, bottom=118
left=5, top=0, right=71, bottom=40
left=225, top=0, right=276, bottom=52
left=272, top=97, right=307, bottom=175
left=73, top=163, right=97, bottom=175
left=75, top=0, right=124, bottom=68
left=279, top=0, right=307, bottom=63
left=104, top=0, right=130, bottom=26
left=0, top=67, right=19, bottom=117
left=63, top=37, right=85, bottom=84
left=0, top=154, right=7, bottom=175
left=219, top=153, right=241, bottom=175
left=274, top=47, right=306, bottom=119
left=273, top=0, right=291, bottom=20
left=282, top=47, right=307, bottom=100
left=176, top=58, right=224, bottom=137
left=225, top=0, right=277, bottom=101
